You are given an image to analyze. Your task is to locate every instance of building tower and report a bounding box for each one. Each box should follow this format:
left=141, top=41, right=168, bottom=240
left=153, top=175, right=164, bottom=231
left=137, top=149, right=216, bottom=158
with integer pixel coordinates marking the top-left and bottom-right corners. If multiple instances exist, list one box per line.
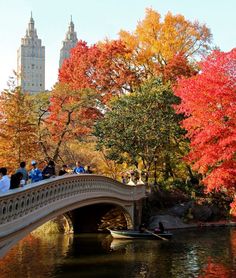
left=17, top=13, right=45, bottom=93
left=59, top=16, right=78, bottom=68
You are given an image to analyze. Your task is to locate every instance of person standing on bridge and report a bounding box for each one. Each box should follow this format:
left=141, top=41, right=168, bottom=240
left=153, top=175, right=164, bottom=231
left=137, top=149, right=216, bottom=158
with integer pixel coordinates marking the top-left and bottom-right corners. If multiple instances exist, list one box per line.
left=16, top=161, right=28, bottom=185
left=42, top=160, right=56, bottom=179
left=73, top=161, right=85, bottom=174
left=29, top=161, right=43, bottom=183
left=0, top=167, right=10, bottom=193
left=85, top=165, right=93, bottom=174
left=59, top=164, right=68, bottom=176
left=10, top=172, right=23, bottom=189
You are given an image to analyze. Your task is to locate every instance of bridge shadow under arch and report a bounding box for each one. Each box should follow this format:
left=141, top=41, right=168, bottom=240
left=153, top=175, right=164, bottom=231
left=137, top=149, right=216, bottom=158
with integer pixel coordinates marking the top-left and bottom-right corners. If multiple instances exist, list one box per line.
left=66, top=203, right=132, bottom=233
left=36, top=202, right=132, bottom=234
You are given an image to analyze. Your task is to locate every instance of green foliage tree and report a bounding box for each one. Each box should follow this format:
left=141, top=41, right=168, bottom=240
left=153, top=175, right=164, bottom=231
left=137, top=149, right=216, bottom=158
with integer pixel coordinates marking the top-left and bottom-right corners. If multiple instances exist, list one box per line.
left=94, top=78, right=188, bottom=182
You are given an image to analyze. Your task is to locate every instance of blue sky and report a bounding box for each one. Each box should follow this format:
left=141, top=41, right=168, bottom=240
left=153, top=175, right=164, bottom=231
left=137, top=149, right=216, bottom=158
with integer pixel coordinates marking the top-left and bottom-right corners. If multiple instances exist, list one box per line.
left=0, top=0, right=235, bottom=91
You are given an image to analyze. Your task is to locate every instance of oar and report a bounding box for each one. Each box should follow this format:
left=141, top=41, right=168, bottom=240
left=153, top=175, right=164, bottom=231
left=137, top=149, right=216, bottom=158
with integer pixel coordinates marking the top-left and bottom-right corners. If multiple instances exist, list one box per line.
left=145, top=229, right=168, bottom=241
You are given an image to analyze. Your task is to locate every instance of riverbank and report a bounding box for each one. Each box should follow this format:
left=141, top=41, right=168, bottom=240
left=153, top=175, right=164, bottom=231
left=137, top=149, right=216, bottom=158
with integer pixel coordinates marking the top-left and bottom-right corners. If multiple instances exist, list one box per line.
left=146, top=188, right=234, bottom=231
left=148, top=214, right=236, bottom=231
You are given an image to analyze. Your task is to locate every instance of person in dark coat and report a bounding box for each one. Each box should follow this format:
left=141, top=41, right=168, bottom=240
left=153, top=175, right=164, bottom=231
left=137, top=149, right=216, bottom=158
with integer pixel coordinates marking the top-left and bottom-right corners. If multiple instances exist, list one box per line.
left=16, top=161, right=28, bottom=184
left=85, top=165, right=93, bottom=174
left=10, top=172, right=23, bottom=189
left=42, top=160, right=56, bottom=179
left=59, top=165, right=68, bottom=176
left=159, top=222, right=165, bottom=233
left=139, top=223, right=147, bottom=233
left=154, top=222, right=165, bottom=234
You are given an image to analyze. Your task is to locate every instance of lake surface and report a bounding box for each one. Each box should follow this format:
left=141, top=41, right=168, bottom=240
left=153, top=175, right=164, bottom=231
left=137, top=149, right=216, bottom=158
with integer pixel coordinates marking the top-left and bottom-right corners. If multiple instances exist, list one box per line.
left=1, top=227, right=236, bottom=277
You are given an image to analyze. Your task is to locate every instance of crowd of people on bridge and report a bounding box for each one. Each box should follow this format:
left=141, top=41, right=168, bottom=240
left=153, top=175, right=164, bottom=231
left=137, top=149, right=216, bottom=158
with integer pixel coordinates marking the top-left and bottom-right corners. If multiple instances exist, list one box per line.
left=0, top=160, right=93, bottom=193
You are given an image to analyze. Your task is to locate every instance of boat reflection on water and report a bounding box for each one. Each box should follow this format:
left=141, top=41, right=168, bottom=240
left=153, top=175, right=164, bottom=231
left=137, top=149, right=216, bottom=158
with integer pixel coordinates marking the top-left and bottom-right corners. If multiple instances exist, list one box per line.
left=110, top=239, right=134, bottom=251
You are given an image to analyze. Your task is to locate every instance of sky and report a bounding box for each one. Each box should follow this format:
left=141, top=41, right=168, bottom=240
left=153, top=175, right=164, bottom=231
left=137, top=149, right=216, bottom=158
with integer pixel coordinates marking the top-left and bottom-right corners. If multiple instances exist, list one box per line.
left=0, top=0, right=235, bottom=91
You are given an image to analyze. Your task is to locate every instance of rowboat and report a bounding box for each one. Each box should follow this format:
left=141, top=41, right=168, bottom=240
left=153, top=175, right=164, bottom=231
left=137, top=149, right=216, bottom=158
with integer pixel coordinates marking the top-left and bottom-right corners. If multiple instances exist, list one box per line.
left=108, top=229, right=173, bottom=240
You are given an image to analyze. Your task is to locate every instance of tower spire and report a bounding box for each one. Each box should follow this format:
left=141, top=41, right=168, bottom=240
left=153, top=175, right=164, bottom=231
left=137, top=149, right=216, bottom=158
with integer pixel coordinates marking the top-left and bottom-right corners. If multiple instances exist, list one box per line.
left=17, top=14, right=45, bottom=93
left=59, top=16, right=78, bottom=68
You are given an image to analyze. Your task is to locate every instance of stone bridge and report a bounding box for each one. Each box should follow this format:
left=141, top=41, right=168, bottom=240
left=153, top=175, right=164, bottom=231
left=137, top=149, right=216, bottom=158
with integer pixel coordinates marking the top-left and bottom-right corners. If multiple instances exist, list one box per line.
left=0, top=174, right=146, bottom=257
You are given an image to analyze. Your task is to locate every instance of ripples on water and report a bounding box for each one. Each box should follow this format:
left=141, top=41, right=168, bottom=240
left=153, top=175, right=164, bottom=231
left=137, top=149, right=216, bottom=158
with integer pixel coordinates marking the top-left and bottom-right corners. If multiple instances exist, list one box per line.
left=0, top=227, right=236, bottom=277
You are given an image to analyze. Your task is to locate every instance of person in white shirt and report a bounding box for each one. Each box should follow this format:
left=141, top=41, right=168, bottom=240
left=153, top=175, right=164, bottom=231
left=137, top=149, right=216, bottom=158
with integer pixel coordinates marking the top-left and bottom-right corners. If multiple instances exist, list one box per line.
left=0, top=167, right=10, bottom=193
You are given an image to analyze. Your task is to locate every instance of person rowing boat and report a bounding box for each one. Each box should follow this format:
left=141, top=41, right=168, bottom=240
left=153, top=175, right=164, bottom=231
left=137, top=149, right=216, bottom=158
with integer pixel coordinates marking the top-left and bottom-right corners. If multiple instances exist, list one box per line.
left=154, top=222, right=165, bottom=234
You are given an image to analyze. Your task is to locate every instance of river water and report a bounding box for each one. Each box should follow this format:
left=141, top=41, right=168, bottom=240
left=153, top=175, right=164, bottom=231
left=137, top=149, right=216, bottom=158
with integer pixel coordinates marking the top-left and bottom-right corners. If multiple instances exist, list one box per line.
left=1, top=227, right=236, bottom=278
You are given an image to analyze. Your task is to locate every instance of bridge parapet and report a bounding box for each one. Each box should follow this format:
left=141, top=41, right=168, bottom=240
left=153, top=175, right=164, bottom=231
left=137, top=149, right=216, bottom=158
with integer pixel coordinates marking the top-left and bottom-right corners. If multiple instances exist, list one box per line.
left=0, top=174, right=145, bottom=239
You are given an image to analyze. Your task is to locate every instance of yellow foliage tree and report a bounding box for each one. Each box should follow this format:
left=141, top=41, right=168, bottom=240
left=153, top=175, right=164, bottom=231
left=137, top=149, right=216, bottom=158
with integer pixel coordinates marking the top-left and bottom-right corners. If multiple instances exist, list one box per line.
left=0, top=86, right=39, bottom=172
left=59, top=140, right=125, bottom=180
left=119, top=8, right=212, bottom=79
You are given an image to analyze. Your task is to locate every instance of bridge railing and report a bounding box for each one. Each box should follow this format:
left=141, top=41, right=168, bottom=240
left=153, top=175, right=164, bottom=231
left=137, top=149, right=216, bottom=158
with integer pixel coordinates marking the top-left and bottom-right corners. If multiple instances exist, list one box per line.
left=0, top=174, right=145, bottom=236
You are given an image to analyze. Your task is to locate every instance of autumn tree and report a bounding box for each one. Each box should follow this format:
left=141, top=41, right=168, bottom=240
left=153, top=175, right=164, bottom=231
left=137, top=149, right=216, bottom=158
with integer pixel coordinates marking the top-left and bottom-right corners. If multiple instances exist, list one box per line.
left=174, top=49, right=236, bottom=203
left=59, top=140, right=124, bottom=179
left=59, top=41, right=92, bottom=89
left=45, top=82, right=101, bottom=162
left=94, top=78, right=188, bottom=181
left=119, top=8, right=211, bottom=82
left=29, top=91, right=50, bottom=161
left=0, top=86, right=38, bottom=172
left=57, top=8, right=212, bottom=179
left=59, top=40, right=140, bottom=103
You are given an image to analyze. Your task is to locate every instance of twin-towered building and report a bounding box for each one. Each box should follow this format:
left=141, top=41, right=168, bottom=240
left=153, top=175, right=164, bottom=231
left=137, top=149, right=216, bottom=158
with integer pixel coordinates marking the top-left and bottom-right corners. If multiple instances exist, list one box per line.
left=17, top=14, right=78, bottom=93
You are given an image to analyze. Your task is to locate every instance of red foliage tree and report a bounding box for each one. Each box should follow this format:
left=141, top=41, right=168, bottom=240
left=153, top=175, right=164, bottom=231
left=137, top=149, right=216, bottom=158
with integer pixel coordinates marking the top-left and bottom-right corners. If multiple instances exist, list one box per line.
left=59, top=40, right=140, bottom=103
left=161, top=52, right=197, bottom=83
left=92, top=40, right=140, bottom=101
left=59, top=41, right=94, bottom=89
left=174, top=49, right=236, bottom=197
left=45, top=83, right=101, bottom=161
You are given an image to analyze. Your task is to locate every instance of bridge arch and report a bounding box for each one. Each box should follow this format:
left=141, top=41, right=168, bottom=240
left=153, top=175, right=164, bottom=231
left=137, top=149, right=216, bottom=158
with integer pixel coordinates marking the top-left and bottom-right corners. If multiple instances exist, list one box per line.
left=0, top=174, right=145, bottom=257
left=45, top=201, right=133, bottom=234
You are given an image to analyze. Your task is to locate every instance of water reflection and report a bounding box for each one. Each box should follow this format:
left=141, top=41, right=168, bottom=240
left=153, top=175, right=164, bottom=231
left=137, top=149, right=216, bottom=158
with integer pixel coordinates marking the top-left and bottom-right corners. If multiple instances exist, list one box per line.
left=0, top=228, right=236, bottom=277
left=0, top=233, right=73, bottom=278
left=110, top=239, right=134, bottom=251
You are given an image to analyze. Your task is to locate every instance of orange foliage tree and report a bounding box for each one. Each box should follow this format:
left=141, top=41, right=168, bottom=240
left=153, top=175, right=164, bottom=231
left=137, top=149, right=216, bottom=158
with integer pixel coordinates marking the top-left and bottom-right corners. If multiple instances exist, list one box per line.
left=119, top=8, right=212, bottom=81
left=45, top=82, right=101, bottom=162
left=59, top=40, right=140, bottom=103
left=0, top=86, right=38, bottom=172
left=174, top=49, right=236, bottom=208
left=29, top=91, right=50, bottom=162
